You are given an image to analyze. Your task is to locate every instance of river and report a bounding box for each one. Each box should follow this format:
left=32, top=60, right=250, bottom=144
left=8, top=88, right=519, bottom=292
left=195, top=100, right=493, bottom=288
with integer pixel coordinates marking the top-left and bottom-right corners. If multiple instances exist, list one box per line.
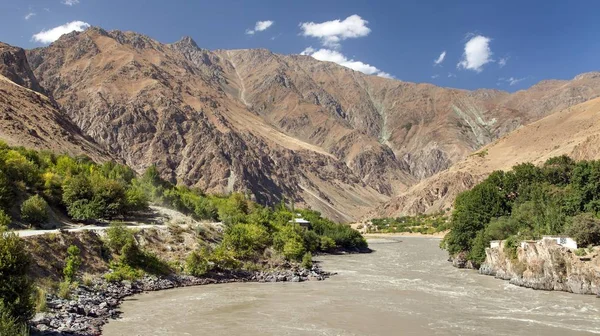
left=103, top=237, right=600, bottom=335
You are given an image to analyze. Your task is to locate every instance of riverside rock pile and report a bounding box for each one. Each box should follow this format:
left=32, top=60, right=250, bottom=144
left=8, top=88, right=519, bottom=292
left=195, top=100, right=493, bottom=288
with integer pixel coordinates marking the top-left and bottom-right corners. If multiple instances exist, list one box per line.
left=31, top=265, right=332, bottom=336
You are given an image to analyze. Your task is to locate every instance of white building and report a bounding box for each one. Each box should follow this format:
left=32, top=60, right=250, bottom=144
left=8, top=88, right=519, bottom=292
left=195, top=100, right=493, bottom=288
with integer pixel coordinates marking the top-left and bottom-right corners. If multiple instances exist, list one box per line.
left=542, top=236, right=578, bottom=250
left=289, top=217, right=311, bottom=228
left=490, top=240, right=502, bottom=249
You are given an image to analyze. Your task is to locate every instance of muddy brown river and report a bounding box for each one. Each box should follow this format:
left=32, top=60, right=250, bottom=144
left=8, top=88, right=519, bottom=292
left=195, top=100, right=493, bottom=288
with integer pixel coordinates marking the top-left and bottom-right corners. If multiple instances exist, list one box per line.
left=104, top=237, right=600, bottom=335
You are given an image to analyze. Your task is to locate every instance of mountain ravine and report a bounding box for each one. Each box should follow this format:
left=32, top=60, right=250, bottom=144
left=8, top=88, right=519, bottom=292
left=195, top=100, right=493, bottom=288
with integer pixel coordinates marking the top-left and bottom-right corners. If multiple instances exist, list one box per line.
left=0, top=27, right=597, bottom=221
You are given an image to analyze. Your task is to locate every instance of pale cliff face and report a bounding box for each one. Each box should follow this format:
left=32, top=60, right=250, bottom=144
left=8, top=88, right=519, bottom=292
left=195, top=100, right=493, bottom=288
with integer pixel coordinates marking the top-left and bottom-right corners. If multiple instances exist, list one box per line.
left=481, top=239, right=600, bottom=295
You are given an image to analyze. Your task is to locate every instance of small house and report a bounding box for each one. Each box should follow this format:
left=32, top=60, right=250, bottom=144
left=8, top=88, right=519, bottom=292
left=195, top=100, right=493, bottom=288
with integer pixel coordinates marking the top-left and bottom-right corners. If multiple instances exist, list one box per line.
left=489, top=240, right=501, bottom=249
left=542, top=236, right=578, bottom=250
left=289, top=217, right=311, bottom=229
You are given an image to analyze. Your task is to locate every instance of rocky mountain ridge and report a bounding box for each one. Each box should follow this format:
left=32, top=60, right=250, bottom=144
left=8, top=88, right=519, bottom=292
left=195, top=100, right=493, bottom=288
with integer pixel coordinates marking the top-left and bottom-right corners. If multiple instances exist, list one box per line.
left=2, top=27, right=600, bottom=221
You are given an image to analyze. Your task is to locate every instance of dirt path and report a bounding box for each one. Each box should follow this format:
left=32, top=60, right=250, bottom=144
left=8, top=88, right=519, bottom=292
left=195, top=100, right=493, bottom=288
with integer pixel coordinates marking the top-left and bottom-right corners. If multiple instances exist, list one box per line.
left=14, top=206, right=221, bottom=237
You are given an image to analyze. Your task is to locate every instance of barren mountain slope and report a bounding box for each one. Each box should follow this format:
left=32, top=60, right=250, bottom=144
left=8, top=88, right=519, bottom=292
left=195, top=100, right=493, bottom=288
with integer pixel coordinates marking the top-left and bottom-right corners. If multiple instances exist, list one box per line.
left=368, top=96, right=600, bottom=218
left=0, top=43, right=110, bottom=161
left=22, top=28, right=600, bottom=221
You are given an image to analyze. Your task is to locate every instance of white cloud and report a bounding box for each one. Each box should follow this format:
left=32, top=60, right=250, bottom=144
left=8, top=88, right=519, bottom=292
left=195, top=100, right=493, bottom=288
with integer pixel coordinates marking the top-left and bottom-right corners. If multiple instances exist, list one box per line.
left=457, top=35, right=493, bottom=72
left=32, top=21, right=90, bottom=44
left=434, top=51, right=446, bottom=65
left=498, top=56, right=509, bottom=68
left=431, top=74, right=439, bottom=79
left=246, top=20, right=274, bottom=35
left=62, top=0, right=80, bottom=5
left=299, top=15, right=370, bottom=48
left=499, top=76, right=526, bottom=86
left=448, top=72, right=456, bottom=78
left=301, top=47, right=393, bottom=79
left=25, top=12, right=36, bottom=20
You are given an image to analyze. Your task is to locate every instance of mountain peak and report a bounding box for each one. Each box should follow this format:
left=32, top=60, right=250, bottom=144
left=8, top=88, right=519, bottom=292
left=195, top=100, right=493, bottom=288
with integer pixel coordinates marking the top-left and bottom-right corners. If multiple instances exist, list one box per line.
left=176, top=36, right=198, bottom=49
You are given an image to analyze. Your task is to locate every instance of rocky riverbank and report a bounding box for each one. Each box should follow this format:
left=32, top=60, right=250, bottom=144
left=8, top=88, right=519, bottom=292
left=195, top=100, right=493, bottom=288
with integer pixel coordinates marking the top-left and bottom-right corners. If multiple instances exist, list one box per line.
left=477, top=239, right=600, bottom=296
left=31, top=265, right=332, bottom=336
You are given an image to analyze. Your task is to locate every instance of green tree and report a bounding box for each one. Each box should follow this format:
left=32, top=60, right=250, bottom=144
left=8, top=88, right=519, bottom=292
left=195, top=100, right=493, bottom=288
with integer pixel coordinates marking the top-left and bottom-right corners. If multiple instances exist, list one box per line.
left=566, top=213, right=600, bottom=247
left=0, top=232, right=33, bottom=322
left=63, top=245, right=82, bottom=283
left=221, top=223, right=270, bottom=259
left=20, top=195, right=49, bottom=226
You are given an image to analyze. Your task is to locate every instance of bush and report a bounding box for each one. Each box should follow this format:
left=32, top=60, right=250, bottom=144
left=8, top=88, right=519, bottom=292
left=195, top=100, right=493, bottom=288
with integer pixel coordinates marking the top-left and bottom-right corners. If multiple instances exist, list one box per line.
left=20, top=195, right=48, bottom=225
left=105, top=222, right=135, bottom=252
left=0, top=210, right=10, bottom=229
left=283, top=239, right=306, bottom=261
left=57, top=281, right=72, bottom=299
left=319, top=236, right=336, bottom=251
left=125, top=187, right=149, bottom=212
left=301, top=252, right=313, bottom=269
left=63, top=245, right=82, bottom=283
left=221, top=223, right=270, bottom=259
left=0, top=304, right=29, bottom=336
left=209, top=247, right=240, bottom=271
left=0, top=232, right=33, bottom=322
left=504, top=236, right=520, bottom=261
left=104, top=263, right=143, bottom=282
left=32, top=287, right=47, bottom=313
left=566, top=213, right=600, bottom=247
left=185, top=248, right=211, bottom=277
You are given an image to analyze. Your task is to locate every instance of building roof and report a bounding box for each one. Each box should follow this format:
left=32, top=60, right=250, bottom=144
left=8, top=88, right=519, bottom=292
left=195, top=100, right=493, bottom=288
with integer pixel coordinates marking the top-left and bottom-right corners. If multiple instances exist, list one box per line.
left=290, top=218, right=310, bottom=224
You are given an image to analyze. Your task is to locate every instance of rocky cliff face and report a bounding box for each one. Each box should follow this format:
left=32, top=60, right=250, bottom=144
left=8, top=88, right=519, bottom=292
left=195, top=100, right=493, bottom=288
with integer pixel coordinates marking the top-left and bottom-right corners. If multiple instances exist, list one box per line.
left=0, top=42, right=110, bottom=161
left=480, top=240, right=600, bottom=295
left=370, top=94, right=600, bottom=218
left=6, top=27, right=599, bottom=221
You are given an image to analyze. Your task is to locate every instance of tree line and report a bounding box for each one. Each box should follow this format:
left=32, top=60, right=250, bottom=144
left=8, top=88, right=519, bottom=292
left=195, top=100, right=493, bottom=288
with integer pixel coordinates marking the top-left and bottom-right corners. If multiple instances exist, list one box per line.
left=442, top=155, right=600, bottom=264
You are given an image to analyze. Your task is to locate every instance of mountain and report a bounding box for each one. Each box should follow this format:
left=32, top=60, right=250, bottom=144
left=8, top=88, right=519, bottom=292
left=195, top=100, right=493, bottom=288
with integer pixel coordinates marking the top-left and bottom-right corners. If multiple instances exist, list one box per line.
left=369, top=94, right=600, bottom=218
left=21, top=28, right=600, bottom=221
left=0, top=42, right=110, bottom=161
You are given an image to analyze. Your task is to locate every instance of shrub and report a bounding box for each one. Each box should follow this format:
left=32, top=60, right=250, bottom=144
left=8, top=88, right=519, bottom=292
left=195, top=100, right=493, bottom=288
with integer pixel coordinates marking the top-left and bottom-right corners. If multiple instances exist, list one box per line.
left=0, top=232, right=33, bottom=322
left=125, top=187, right=149, bottom=212
left=0, top=210, right=10, bottom=229
left=0, top=304, right=29, bottom=336
left=301, top=252, right=313, bottom=269
left=106, top=222, right=135, bottom=252
left=221, top=223, right=270, bottom=259
left=20, top=195, right=48, bottom=226
left=63, top=245, right=82, bottom=283
left=0, top=172, right=13, bottom=209
left=209, top=247, right=240, bottom=271
left=32, top=287, right=47, bottom=313
left=57, top=280, right=73, bottom=299
left=566, top=213, right=600, bottom=247
left=319, top=236, right=336, bottom=251
left=186, top=248, right=211, bottom=277
left=104, top=263, right=143, bottom=282
left=283, top=239, right=306, bottom=261
left=504, top=236, right=520, bottom=261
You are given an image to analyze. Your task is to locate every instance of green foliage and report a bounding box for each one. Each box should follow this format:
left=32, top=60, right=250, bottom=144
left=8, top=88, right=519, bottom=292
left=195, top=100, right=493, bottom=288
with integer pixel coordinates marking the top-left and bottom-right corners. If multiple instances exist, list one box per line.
left=319, top=236, right=336, bottom=251
left=0, top=304, right=29, bottom=336
left=283, top=239, right=306, bottom=261
left=504, top=236, right=520, bottom=261
left=369, top=213, right=449, bottom=234
left=104, top=263, right=144, bottom=282
left=57, top=281, right=72, bottom=299
left=106, top=222, right=135, bottom=252
left=63, top=245, right=82, bottom=283
left=0, top=232, right=33, bottom=322
left=444, top=157, right=600, bottom=261
left=301, top=252, right=313, bottom=269
left=20, top=195, right=49, bottom=226
left=0, top=209, right=11, bottom=229
left=565, top=213, right=600, bottom=247
left=221, top=223, right=270, bottom=259
left=185, top=247, right=212, bottom=276
left=32, top=287, right=47, bottom=313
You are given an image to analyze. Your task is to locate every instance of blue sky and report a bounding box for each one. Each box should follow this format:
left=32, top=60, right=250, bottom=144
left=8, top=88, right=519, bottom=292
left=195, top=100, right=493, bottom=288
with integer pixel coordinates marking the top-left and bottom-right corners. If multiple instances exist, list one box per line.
left=1, top=0, right=599, bottom=91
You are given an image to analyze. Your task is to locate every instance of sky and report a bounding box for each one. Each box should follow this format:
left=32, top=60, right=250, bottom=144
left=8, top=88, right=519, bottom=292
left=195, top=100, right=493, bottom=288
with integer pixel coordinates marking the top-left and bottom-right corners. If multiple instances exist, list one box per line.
left=1, top=0, right=599, bottom=92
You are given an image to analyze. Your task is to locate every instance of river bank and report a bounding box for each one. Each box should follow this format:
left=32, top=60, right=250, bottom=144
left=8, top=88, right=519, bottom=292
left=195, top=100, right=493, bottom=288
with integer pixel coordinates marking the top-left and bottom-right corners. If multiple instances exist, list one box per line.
left=103, top=238, right=600, bottom=336
left=364, top=231, right=446, bottom=239
left=31, top=265, right=332, bottom=335
left=449, top=239, right=600, bottom=297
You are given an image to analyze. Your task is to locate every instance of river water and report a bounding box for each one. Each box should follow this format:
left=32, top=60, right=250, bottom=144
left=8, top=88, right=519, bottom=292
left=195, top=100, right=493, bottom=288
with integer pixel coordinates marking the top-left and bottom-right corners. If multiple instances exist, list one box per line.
left=104, top=237, right=600, bottom=336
